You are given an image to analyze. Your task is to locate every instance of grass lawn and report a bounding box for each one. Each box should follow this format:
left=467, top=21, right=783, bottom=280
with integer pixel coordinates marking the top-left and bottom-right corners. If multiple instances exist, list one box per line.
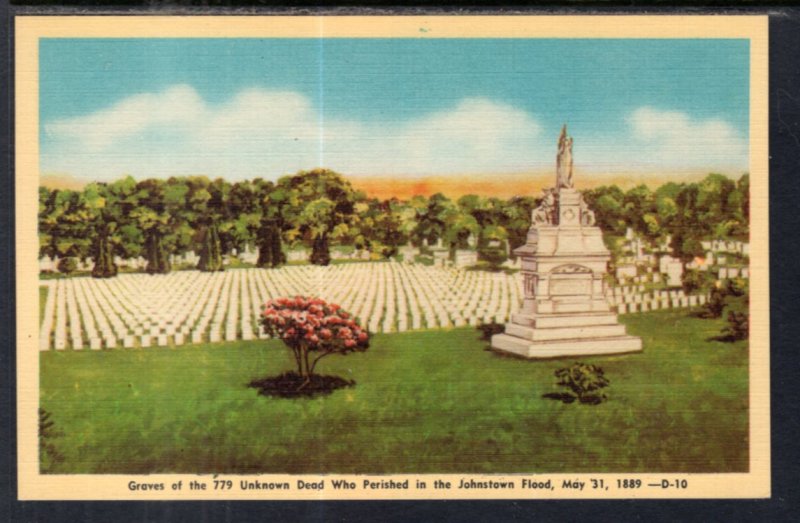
left=39, top=286, right=48, bottom=325
left=39, top=310, right=748, bottom=474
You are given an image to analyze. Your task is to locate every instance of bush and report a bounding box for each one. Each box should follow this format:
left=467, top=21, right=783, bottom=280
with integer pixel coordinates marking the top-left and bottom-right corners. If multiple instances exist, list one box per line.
left=682, top=269, right=713, bottom=294
left=705, top=285, right=727, bottom=318
left=57, top=257, right=78, bottom=275
left=260, top=296, right=369, bottom=394
left=477, top=321, right=505, bottom=341
left=723, top=309, right=749, bottom=340
left=479, top=240, right=508, bottom=269
left=705, top=278, right=749, bottom=341
left=39, top=408, right=63, bottom=472
left=720, top=278, right=749, bottom=341
left=543, top=362, right=610, bottom=405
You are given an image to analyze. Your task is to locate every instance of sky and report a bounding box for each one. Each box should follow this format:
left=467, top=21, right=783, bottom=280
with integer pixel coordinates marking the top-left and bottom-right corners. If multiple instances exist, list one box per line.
left=40, top=38, right=750, bottom=183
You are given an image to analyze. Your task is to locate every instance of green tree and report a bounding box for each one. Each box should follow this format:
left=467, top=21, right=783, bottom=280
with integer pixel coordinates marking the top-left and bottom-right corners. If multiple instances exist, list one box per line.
left=582, top=185, right=626, bottom=235
left=503, top=196, right=537, bottom=259
left=197, top=220, right=224, bottom=272
left=131, top=179, right=173, bottom=274
left=278, top=169, right=361, bottom=266
left=39, top=188, right=93, bottom=263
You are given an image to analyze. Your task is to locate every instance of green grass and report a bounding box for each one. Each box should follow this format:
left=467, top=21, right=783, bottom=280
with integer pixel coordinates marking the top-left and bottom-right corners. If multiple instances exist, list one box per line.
left=39, top=310, right=748, bottom=474
left=39, top=286, right=48, bottom=325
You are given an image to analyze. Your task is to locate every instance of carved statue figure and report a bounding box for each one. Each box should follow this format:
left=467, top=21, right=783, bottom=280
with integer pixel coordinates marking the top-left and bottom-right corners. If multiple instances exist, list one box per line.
left=556, top=124, right=574, bottom=190
left=579, top=194, right=596, bottom=226
left=531, top=188, right=557, bottom=225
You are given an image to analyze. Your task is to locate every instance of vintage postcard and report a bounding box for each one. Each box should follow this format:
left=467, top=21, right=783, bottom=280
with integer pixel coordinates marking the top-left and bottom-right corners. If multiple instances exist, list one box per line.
left=16, top=15, right=769, bottom=500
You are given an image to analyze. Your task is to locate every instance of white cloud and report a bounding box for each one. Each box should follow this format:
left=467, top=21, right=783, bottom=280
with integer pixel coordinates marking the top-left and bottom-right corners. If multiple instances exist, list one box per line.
left=42, top=85, right=544, bottom=181
left=41, top=86, right=747, bottom=182
left=625, top=106, right=747, bottom=170
left=45, top=84, right=207, bottom=152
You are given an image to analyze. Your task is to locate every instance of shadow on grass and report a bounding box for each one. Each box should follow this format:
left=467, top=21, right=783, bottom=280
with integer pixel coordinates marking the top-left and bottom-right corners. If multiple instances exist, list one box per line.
left=248, top=372, right=355, bottom=399
left=706, top=334, right=743, bottom=343
left=541, top=392, right=605, bottom=405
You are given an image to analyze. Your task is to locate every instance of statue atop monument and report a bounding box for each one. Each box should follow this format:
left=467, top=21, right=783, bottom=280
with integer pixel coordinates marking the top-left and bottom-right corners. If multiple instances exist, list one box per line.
left=492, top=123, right=642, bottom=359
left=556, top=124, right=574, bottom=190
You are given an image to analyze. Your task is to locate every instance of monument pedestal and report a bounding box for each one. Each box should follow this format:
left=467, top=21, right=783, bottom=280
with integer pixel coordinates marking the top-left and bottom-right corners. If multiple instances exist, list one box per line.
left=491, top=187, right=642, bottom=359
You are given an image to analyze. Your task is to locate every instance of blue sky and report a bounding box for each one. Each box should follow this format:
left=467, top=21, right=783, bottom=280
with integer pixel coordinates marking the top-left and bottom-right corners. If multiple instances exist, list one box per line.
left=40, top=38, right=750, bottom=181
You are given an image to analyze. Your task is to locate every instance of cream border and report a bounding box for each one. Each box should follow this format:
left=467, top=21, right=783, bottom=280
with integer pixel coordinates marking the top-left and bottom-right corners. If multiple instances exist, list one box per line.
left=16, top=15, right=770, bottom=501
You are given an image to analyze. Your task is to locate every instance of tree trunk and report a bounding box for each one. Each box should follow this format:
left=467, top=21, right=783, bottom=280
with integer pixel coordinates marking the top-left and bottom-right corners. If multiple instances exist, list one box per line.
left=270, top=226, right=285, bottom=267
left=256, top=223, right=273, bottom=267
left=145, top=231, right=170, bottom=274
left=91, top=232, right=118, bottom=278
left=198, top=222, right=224, bottom=272
left=310, top=235, right=331, bottom=266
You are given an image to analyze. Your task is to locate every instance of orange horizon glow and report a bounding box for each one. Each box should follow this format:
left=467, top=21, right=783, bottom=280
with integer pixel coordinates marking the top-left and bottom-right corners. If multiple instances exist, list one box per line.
left=40, top=169, right=741, bottom=200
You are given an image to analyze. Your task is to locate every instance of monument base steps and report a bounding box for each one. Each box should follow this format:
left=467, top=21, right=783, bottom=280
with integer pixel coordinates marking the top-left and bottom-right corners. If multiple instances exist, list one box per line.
left=504, top=322, right=627, bottom=341
left=491, top=332, right=642, bottom=359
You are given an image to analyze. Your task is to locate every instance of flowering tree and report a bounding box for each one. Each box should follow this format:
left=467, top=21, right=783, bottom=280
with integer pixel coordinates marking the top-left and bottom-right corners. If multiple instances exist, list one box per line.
left=260, top=296, right=369, bottom=388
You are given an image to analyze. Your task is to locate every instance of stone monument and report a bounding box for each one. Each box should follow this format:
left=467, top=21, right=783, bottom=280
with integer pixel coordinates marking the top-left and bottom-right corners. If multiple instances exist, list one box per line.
left=491, top=125, right=642, bottom=358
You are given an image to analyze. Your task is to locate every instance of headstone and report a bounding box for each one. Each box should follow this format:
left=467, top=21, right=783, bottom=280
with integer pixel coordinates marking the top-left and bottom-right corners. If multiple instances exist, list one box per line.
left=665, top=262, right=683, bottom=287
left=616, top=264, right=636, bottom=281
left=492, top=126, right=641, bottom=358
left=454, top=250, right=478, bottom=268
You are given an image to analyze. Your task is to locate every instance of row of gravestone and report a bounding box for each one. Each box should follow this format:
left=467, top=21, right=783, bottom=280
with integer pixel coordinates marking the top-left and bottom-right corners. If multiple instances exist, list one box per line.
left=612, top=293, right=707, bottom=314
left=40, top=263, right=524, bottom=350
left=41, top=262, right=703, bottom=351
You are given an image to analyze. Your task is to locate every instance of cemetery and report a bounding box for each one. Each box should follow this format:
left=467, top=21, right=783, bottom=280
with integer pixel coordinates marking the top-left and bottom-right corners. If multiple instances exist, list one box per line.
left=38, top=260, right=711, bottom=352
left=37, top=128, right=750, bottom=475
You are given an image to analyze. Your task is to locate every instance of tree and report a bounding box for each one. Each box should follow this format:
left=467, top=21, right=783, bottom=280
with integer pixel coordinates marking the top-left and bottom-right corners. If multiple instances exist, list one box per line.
left=478, top=224, right=509, bottom=269
left=256, top=218, right=277, bottom=267
left=257, top=181, right=288, bottom=267
left=131, top=179, right=174, bottom=275
left=278, top=169, right=361, bottom=266
left=144, top=231, right=171, bottom=274
left=582, top=185, right=626, bottom=235
left=82, top=182, right=120, bottom=278
left=260, top=296, right=369, bottom=389
left=197, top=220, right=224, bottom=271
left=670, top=184, right=705, bottom=271
left=39, top=188, right=93, bottom=263
left=91, top=232, right=118, bottom=278
left=503, top=196, right=537, bottom=259
left=441, top=204, right=479, bottom=257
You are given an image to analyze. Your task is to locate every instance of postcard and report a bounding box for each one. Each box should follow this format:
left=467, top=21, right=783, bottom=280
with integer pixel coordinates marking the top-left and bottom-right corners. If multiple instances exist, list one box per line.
left=16, top=15, right=769, bottom=500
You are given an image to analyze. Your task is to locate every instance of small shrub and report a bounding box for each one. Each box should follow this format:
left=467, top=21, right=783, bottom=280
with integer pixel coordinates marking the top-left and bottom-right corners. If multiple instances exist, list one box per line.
left=478, top=240, right=508, bottom=269
left=720, top=279, right=749, bottom=341
left=477, top=321, right=505, bottom=341
left=543, top=362, right=610, bottom=405
left=259, top=296, right=368, bottom=396
left=707, top=278, right=749, bottom=341
left=39, top=408, right=64, bottom=472
left=57, top=257, right=78, bottom=275
left=682, top=269, right=713, bottom=294
left=723, top=309, right=749, bottom=340
left=705, top=285, right=727, bottom=318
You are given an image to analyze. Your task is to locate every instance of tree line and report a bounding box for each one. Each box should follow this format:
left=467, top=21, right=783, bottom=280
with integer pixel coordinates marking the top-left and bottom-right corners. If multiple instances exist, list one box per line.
left=39, top=169, right=749, bottom=277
